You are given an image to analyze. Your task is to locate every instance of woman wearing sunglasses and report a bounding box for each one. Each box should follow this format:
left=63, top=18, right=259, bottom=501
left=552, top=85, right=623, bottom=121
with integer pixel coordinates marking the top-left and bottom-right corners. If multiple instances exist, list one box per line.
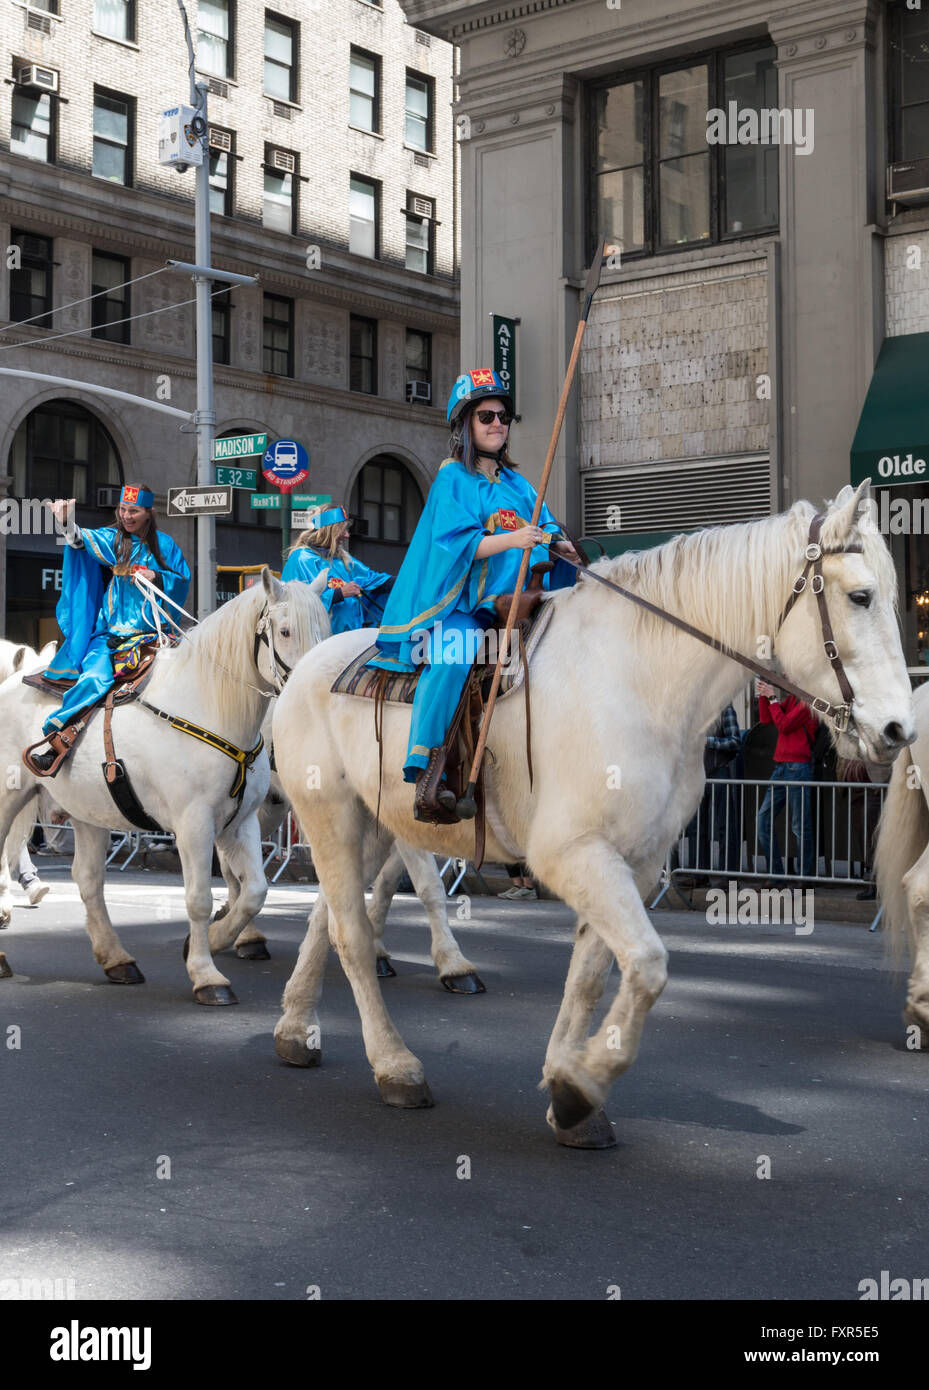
left=368, top=367, right=579, bottom=819
left=281, top=504, right=393, bottom=635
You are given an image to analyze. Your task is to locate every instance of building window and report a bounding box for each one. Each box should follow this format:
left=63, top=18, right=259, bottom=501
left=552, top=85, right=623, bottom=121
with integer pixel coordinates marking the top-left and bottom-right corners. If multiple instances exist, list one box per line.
left=404, top=192, right=434, bottom=274
left=890, top=1, right=929, bottom=163
left=263, top=148, right=296, bottom=233
left=350, top=457, right=423, bottom=544
left=264, top=12, right=297, bottom=103
left=350, top=48, right=380, bottom=132
left=93, top=0, right=134, bottom=41
left=92, top=89, right=133, bottom=185
left=209, top=130, right=234, bottom=215
left=589, top=43, right=778, bottom=259
left=405, top=70, right=432, bottom=151
left=405, top=329, right=431, bottom=398
left=350, top=315, right=377, bottom=394
left=9, top=230, right=53, bottom=325
left=10, top=400, right=121, bottom=506
left=29, top=0, right=59, bottom=11
left=11, top=87, right=54, bottom=162
left=198, top=0, right=233, bottom=78
left=212, top=297, right=231, bottom=366
left=91, top=251, right=130, bottom=344
left=263, top=293, right=293, bottom=376
left=349, top=175, right=378, bottom=257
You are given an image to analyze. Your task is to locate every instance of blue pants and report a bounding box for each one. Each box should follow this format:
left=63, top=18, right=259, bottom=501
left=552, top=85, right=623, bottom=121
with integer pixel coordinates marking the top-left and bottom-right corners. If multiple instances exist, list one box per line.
left=756, top=762, right=815, bottom=878
left=404, top=610, right=488, bottom=782
left=43, top=633, right=117, bottom=736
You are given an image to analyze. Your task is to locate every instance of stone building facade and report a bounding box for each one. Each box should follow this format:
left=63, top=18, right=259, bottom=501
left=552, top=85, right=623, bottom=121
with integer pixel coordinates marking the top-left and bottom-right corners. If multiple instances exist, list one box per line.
left=402, top=0, right=929, bottom=667
left=0, top=0, right=459, bottom=643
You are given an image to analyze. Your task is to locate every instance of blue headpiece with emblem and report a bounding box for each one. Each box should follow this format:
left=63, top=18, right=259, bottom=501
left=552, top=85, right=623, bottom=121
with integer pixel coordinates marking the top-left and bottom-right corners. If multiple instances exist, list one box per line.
left=309, top=506, right=347, bottom=530
left=446, top=368, right=514, bottom=428
left=120, top=484, right=154, bottom=509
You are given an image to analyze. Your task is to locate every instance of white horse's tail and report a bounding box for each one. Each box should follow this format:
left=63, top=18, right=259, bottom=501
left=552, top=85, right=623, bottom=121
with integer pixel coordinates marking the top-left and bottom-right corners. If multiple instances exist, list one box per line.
left=875, top=752, right=929, bottom=965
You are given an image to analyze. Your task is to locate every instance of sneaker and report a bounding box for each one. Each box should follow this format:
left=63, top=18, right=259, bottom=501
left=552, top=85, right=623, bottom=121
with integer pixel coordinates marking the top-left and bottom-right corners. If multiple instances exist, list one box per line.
left=497, top=887, right=522, bottom=898
left=512, top=886, right=537, bottom=899
left=27, top=879, right=50, bottom=906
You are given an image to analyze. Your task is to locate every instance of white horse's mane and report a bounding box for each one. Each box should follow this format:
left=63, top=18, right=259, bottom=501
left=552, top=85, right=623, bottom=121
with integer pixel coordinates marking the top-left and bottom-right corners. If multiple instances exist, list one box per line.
left=163, top=579, right=326, bottom=730
left=572, top=498, right=896, bottom=654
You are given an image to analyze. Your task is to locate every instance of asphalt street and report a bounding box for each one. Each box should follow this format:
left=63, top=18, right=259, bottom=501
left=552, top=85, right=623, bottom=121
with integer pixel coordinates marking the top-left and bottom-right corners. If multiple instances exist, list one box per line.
left=0, top=863, right=926, bottom=1302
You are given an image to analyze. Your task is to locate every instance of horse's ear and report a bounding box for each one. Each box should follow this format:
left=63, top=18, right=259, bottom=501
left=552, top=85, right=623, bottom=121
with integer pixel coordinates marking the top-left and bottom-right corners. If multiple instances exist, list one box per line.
left=308, top=568, right=329, bottom=596
left=38, top=639, right=58, bottom=661
left=11, top=647, right=25, bottom=672
left=821, top=478, right=871, bottom=549
left=261, top=565, right=286, bottom=602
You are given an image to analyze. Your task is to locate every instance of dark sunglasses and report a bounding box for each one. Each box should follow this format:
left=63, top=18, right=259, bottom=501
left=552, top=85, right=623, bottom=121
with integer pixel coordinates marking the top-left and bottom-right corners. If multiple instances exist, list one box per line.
left=474, top=409, right=513, bottom=426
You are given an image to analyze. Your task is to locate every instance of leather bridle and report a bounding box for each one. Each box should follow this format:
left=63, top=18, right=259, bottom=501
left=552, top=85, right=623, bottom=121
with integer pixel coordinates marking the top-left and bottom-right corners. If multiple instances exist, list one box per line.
left=253, top=603, right=293, bottom=693
left=562, top=511, right=864, bottom=736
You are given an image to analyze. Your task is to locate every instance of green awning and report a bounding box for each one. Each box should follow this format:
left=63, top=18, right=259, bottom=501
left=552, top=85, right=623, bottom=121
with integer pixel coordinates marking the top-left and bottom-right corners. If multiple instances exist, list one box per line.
left=586, top=529, right=694, bottom=558
left=851, top=332, right=929, bottom=488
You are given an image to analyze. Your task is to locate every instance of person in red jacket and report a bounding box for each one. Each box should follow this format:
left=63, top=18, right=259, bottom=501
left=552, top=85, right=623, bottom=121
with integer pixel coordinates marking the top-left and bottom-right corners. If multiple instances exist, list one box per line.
left=756, top=679, right=817, bottom=881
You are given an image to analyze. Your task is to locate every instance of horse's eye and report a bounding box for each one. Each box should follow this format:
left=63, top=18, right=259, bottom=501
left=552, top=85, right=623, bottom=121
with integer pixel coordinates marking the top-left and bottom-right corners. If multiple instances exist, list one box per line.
left=279, top=627, right=290, bottom=639
left=849, top=590, right=872, bottom=608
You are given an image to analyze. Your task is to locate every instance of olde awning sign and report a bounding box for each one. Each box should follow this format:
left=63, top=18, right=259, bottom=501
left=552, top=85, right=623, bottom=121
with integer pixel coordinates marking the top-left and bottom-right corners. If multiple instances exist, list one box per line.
left=492, top=314, right=517, bottom=412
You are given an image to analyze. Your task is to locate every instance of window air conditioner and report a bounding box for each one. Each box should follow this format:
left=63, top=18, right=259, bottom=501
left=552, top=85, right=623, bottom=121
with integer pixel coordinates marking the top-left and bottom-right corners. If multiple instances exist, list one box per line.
left=409, top=195, right=434, bottom=220
left=96, top=486, right=122, bottom=508
left=888, top=158, right=929, bottom=206
left=271, top=149, right=295, bottom=173
left=406, top=380, right=431, bottom=404
left=17, top=64, right=58, bottom=92
left=209, top=128, right=232, bottom=152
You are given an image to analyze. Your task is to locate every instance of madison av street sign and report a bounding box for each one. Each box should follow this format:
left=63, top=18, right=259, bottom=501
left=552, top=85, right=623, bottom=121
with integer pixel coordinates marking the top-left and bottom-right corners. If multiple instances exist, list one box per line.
left=168, top=485, right=233, bottom=516
left=212, top=433, right=267, bottom=461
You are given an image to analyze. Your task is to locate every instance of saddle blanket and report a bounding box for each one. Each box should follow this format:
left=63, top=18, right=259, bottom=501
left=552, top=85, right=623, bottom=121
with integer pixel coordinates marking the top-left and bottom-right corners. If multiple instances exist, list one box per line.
left=331, top=600, right=555, bottom=706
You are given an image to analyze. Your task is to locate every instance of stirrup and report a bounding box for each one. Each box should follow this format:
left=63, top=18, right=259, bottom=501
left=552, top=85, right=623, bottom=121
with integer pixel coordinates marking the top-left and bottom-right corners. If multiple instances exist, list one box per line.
left=23, top=727, right=79, bottom=779
left=413, top=748, right=461, bottom=825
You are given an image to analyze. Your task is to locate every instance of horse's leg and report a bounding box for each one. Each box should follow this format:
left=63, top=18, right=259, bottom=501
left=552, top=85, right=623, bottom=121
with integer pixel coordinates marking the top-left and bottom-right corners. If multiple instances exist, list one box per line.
left=0, top=800, right=39, bottom=924
left=175, top=817, right=237, bottom=1005
left=70, top=821, right=145, bottom=984
left=211, top=816, right=271, bottom=961
left=300, top=797, right=432, bottom=1106
left=397, top=843, right=485, bottom=993
left=541, top=920, right=617, bottom=1148
left=903, top=847, right=929, bottom=1048
left=274, top=889, right=330, bottom=1067
left=0, top=789, right=45, bottom=975
left=535, top=836, right=668, bottom=1135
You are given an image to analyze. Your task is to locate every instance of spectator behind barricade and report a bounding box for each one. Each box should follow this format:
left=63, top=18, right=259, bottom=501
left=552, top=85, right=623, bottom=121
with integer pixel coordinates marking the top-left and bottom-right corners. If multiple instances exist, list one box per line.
left=755, top=679, right=817, bottom=883
left=677, top=704, right=742, bottom=889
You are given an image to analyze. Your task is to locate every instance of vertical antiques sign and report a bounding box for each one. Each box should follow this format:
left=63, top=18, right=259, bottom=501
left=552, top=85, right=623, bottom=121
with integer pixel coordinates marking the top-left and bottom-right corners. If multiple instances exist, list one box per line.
left=491, top=314, right=517, bottom=412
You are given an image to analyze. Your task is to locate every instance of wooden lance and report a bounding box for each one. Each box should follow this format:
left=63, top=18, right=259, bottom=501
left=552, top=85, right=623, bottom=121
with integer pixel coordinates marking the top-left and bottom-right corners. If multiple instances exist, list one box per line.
left=456, top=236, right=608, bottom=819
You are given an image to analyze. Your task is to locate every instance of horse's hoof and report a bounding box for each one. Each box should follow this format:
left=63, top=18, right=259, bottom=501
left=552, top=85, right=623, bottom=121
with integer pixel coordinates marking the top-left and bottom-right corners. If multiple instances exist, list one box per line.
left=194, top=984, right=238, bottom=1006
left=105, top=962, right=145, bottom=985
left=549, top=1078, right=596, bottom=1132
left=376, top=956, right=397, bottom=979
left=440, top=971, right=486, bottom=994
left=550, top=1107, right=617, bottom=1150
left=236, top=941, right=271, bottom=960
left=275, top=1035, right=321, bottom=1068
left=0, top=953, right=11, bottom=979
left=378, top=1077, right=434, bottom=1108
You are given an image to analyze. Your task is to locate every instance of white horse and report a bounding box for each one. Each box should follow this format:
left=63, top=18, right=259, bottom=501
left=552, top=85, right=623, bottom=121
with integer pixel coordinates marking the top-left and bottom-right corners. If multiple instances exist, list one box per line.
left=272, top=482, right=914, bottom=1143
left=245, top=707, right=484, bottom=990
left=0, top=569, right=328, bottom=1001
left=0, top=639, right=59, bottom=918
left=874, top=680, right=929, bottom=1047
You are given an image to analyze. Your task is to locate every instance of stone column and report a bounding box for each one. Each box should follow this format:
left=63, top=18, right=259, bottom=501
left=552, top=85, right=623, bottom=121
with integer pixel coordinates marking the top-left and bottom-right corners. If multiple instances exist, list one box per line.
left=769, top=0, right=881, bottom=504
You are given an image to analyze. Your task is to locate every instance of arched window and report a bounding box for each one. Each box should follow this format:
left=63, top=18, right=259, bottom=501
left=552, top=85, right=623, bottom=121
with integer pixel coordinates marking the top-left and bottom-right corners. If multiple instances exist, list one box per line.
left=9, top=400, right=121, bottom=504
left=349, top=455, right=423, bottom=546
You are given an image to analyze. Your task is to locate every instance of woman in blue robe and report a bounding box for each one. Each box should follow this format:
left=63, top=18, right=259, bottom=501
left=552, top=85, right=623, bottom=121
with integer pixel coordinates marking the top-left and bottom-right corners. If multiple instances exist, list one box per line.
left=280, top=505, right=393, bottom=634
left=28, top=484, right=190, bottom=772
left=368, top=368, right=580, bottom=818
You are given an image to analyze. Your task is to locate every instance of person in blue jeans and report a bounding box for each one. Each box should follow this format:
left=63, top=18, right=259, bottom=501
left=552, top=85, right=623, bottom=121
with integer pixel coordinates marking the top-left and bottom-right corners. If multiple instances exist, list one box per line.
left=755, top=679, right=817, bottom=880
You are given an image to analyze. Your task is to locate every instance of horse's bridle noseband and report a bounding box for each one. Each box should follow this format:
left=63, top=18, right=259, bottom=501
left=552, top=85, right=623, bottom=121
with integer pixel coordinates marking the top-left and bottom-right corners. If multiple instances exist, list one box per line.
left=254, top=603, right=293, bottom=694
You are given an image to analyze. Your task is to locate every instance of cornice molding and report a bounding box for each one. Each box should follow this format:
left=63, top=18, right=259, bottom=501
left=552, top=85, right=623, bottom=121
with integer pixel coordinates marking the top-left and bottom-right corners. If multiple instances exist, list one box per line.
left=400, top=0, right=576, bottom=40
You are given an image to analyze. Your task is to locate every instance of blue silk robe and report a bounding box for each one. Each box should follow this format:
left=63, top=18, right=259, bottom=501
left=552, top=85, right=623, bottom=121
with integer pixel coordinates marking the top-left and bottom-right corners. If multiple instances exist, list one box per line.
left=280, top=546, right=392, bottom=635
left=43, top=526, right=190, bottom=734
left=369, top=459, right=573, bottom=673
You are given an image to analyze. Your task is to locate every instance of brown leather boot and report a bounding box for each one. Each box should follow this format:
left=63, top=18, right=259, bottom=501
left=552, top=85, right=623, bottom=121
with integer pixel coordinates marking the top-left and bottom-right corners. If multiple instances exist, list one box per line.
left=23, top=726, right=82, bottom=778
left=414, top=748, right=460, bottom=824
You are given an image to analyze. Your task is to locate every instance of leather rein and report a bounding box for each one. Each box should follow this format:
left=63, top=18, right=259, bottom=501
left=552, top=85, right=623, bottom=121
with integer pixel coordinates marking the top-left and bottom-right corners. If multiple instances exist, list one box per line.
left=562, top=511, right=863, bottom=736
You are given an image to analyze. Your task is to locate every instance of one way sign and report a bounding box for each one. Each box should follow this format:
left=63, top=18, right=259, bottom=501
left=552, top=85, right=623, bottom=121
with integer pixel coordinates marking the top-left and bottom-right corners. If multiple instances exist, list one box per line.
left=167, top=485, right=233, bottom=516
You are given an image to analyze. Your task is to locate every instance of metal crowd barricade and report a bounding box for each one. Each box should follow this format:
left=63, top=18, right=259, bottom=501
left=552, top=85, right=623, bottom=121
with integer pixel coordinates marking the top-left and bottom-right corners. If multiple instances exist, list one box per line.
left=651, top=775, right=886, bottom=915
